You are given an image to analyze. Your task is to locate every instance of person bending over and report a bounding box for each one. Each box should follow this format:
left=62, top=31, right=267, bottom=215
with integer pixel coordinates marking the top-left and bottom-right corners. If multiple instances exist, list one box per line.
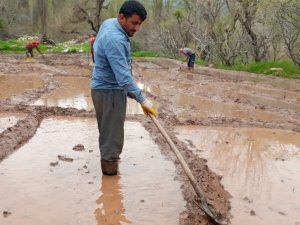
left=179, top=47, right=196, bottom=70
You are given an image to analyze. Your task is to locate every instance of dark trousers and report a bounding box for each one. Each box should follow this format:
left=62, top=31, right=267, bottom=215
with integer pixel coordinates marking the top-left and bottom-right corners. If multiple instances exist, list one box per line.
left=90, top=44, right=95, bottom=63
left=188, top=53, right=196, bottom=68
left=91, top=89, right=127, bottom=161
left=26, top=48, right=34, bottom=58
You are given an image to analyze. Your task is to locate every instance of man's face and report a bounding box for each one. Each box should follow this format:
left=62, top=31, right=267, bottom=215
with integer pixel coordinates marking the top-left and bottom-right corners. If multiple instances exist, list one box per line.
left=118, top=13, right=144, bottom=37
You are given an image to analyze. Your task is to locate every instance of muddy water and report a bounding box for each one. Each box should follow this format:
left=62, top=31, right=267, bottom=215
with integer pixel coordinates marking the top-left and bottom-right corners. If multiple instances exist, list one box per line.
left=138, top=69, right=300, bottom=120
left=174, top=93, right=287, bottom=121
left=139, top=80, right=287, bottom=121
left=190, top=82, right=300, bottom=112
left=33, top=76, right=144, bottom=114
left=0, top=117, right=185, bottom=225
left=33, top=76, right=94, bottom=110
left=0, top=75, right=43, bottom=100
left=0, top=113, right=26, bottom=133
left=175, top=126, right=300, bottom=225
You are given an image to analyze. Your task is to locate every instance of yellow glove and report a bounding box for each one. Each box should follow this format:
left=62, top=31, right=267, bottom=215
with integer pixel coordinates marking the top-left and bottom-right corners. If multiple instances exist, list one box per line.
left=141, top=99, right=157, bottom=117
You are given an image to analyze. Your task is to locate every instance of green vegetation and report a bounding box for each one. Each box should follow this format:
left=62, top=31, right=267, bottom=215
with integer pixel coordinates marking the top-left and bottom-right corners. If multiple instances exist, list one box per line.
left=0, top=39, right=25, bottom=51
left=0, top=39, right=299, bottom=79
left=44, top=42, right=90, bottom=54
left=0, top=39, right=159, bottom=57
left=195, top=59, right=207, bottom=66
left=131, top=51, right=159, bottom=57
left=0, top=39, right=90, bottom=53
left=217, top=61, right=300, bottom=79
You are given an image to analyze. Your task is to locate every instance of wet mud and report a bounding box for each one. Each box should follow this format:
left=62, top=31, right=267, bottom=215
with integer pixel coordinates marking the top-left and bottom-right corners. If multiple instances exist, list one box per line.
left=0, top=118, right=185, bottom=225
left=175, top=126, right=300, bottom=225
left=1, top=53, right=300, bottom=224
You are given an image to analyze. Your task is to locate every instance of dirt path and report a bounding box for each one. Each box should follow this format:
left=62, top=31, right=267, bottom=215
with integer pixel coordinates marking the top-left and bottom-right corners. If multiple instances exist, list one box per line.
left=1, top=53, right=299, bottom=224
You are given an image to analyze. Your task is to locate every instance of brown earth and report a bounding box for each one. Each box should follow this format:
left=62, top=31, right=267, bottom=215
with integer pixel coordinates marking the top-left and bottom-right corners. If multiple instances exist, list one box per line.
left=1, top=53, right=300, bottom=225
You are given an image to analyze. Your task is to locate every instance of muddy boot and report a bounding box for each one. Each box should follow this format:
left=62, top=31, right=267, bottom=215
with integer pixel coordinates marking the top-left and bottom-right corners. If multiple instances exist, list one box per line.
left=101, top=160, right=118, bottom=176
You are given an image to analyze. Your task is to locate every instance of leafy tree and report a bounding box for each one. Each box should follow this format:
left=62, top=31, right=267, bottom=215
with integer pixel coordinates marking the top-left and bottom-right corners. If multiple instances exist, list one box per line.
left=276, top=0, right=300, bottom=67
left=0, top=18, right=5, bottom=33
left=71, top=0, right=108, bottom=34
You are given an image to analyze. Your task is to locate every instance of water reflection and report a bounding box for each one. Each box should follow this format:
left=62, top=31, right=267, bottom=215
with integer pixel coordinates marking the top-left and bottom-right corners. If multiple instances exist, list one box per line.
left=175, top=93, right=287, bottom=122
left=175, top=126, right=300, bottom=225
left=0, top=75, right=43, bottom=100
left=33, top=76, right=94, bottom=110
left=95, top=175, right=131, bottom=225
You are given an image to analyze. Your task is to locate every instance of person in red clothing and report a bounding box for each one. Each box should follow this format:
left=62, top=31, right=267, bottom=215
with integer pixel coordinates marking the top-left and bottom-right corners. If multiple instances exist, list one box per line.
left=25, top=41, right=43, bottom=58
left=88, top=34, right=96, bottom=63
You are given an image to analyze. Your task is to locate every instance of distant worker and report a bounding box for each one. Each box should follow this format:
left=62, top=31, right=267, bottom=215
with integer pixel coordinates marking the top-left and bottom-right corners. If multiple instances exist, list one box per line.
left=91, top=0, right=157, bottom=176
left=25, top=41, right=43, bottom=58
left=179, top=47, right=196, bottom=70
left=88, top=34, right=96, bottom=63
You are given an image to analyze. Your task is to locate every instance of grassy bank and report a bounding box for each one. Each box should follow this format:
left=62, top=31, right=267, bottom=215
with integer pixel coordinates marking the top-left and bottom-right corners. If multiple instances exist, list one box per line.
left=1, top=39, right=299, bottom=78
left=217, top=61, right=300, bottom=79
left=0, top=39, right=90, bottom=53
left=0, top=39, right=159, bottom=57
left=131, top=51, right=159, bottom=57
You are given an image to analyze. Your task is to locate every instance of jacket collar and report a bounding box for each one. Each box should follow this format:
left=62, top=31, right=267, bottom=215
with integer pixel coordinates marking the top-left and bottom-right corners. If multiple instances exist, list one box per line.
left=114, top=18, right=130, bottom=41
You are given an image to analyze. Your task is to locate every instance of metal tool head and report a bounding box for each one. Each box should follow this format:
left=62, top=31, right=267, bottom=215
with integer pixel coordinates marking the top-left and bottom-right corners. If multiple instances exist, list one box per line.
left=198, top=200, right=229, bottom=225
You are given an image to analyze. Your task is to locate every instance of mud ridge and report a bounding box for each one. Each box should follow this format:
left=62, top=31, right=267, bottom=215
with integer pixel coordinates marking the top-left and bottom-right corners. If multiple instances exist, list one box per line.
left=1, top=54, right=300, bottom=225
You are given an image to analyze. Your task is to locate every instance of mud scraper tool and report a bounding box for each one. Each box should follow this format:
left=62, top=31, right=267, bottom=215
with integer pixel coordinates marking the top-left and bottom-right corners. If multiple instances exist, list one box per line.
left=149, top=114, right=229, bottom=224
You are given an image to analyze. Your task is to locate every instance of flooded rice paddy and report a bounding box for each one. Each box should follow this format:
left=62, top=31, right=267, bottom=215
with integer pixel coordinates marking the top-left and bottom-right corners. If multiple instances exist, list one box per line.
left=0, top=54, right=300, bottom=225
left=0, top=117, right=184, bottom=225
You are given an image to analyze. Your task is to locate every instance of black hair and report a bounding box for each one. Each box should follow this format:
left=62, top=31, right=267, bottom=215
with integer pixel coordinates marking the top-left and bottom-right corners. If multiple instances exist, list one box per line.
left=119, top=0, right=147, bottom=21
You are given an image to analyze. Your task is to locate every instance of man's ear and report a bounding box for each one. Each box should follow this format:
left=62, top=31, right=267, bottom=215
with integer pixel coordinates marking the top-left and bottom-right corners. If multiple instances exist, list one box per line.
left=118, top=14, right=125, bottom=21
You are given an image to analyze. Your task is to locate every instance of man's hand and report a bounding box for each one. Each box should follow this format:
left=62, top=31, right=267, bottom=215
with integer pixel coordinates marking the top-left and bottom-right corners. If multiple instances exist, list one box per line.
left=141, top=99, right=157, bottom=117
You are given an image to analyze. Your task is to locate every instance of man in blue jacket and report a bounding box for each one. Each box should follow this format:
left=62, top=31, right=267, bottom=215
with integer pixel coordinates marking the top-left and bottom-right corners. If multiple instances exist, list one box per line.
left=91, top=0, right=157, bottom=176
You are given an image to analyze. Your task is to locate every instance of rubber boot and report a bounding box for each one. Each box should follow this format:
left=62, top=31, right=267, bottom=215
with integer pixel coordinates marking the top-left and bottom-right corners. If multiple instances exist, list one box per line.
left=101, top=160, right=118, bottom=176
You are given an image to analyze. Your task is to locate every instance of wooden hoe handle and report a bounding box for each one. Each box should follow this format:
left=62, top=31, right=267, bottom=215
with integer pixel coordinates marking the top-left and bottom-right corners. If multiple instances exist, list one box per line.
left=149, top=114, right=228, bottom=225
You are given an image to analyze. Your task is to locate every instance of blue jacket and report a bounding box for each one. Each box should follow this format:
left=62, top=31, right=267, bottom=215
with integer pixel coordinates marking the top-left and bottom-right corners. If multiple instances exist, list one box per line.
left=91, top=18, right=146, bottom=103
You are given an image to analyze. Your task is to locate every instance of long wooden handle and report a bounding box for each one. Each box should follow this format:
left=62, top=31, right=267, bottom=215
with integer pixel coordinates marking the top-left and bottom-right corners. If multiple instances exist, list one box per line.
left=149, top=114, right=207, bottom=200
left=149, top=114, right=227, bottom=224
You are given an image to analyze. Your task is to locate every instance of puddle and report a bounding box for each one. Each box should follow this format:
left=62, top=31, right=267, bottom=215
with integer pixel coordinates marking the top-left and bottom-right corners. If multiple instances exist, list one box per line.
left=0, top=75, right=43, bottom=100
left=175, top=125, right=300, bottom=225
left=137, top=78, right=290, bottom=122
left=0, top=113, right=26, bottom=133
left=174, top=93, right=286, bottom=122
left=33, top=76, right=94, bottom=110
left=137, top=69, right=300, bottom=115
left=193, top=81, right=300, bottom=108
left=0, top=117, right=185, bottom=225
left=33, top=76, right=146, bottom=114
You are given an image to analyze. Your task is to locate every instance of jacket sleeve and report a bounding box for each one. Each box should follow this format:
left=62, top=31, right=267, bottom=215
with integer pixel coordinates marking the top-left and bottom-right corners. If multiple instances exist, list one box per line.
left=105, top=40, right=146, bottom=103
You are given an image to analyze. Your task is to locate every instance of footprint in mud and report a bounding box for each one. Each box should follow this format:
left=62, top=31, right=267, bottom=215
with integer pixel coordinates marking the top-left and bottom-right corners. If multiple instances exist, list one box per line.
left=243, top=196, right=253, bottom=204
left=3, top=211, right=12, bottom=218
left=49, top=161, right=59, bottom=167
left=57, top=155, right=74, bottom=162
left=72, top=144, right=85, bottom=151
